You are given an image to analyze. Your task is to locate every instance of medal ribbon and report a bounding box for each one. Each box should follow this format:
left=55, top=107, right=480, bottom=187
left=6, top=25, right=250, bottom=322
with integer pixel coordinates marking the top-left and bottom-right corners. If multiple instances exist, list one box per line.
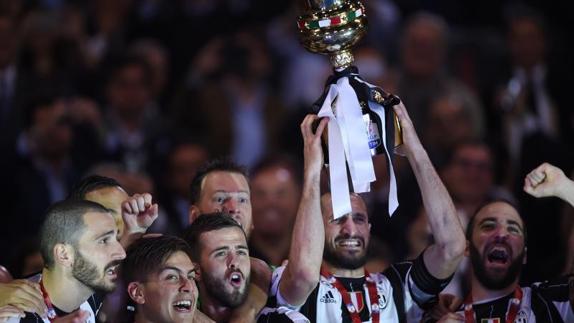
left=39, top=278, right=58, bottom=322
left=321, top=266, right=381, bottom=323
left=463, top=287, right=523, bottom=323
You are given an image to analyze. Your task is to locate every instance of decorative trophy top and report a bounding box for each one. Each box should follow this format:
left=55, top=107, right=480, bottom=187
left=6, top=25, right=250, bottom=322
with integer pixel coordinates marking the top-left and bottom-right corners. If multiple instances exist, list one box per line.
left=297, top=0, right=367, bottom=69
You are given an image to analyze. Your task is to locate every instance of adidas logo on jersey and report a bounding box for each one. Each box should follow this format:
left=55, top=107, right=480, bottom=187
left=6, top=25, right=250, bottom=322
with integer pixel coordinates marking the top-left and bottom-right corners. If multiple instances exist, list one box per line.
left=320, top=291, right=337, bottom=304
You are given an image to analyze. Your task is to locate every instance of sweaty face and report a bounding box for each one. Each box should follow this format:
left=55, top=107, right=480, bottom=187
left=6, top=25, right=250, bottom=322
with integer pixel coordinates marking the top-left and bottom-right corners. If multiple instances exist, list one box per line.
left=139, top=251, right=198, bottom=323
left=322, top=194, right=371, bottom=270
left=468, top=202, right=526, bottom=290
left=198, top=227, right=250, bottom=308
left=193, top=172, right=253, bottom=236
left=72, top=212, right=126, bottom=293
left=85, top=186, right=129, bottom=237
left=251, top=166, right=300, bottom=237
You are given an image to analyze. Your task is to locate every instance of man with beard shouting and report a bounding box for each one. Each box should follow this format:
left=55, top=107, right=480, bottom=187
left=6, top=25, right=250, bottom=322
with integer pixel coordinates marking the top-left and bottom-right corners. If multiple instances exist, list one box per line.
left=431, top=163, right=574, bottom=323
left=266, top=102, right=466, bottom=322
left=183, top=213, right=251, bottom=322
left=15, top=200, right=126, bottom=322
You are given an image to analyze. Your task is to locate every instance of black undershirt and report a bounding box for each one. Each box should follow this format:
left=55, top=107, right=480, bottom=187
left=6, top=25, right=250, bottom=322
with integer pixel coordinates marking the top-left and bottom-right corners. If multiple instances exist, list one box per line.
left=469, top=292, right=514, bottom=322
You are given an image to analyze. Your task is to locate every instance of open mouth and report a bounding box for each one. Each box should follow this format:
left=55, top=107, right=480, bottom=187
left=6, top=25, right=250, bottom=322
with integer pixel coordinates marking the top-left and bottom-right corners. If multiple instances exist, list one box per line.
left=105, top=265, right=119, bottom=277
left=336, top=238, right=362, bottom=249
left=228, top=271, right=244, bottom=288
left=172, top=300, right=193, bottom=312
left=486, top=247, right=510, bottom=265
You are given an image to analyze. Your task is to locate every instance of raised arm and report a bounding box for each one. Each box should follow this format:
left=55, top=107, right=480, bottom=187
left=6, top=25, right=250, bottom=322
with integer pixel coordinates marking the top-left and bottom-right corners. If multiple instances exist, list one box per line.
left=524, top=162, right=574, bottom=207
left=278, top=115, right=328, bottom=306
left=394, top=103, right=465, bottom=279
left=119, top=193, right=159, bottom=248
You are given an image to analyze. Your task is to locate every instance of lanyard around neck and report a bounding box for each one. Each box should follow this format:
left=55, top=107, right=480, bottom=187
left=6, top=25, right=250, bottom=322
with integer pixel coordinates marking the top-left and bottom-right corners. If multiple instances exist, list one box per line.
left=39, top=278, right=58, bottom=322
left=321, top=265, right=381, bottom=323
left=463, top=287, right=523, bottom=323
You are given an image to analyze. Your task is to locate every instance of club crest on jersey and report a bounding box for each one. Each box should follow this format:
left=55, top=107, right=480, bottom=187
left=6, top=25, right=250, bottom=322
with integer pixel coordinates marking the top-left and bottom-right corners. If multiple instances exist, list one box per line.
left=348, top=291, right=364, bottom=312
left=515, top=309, right=528, bottom=323
left=480, top=318, right=501, bottom=323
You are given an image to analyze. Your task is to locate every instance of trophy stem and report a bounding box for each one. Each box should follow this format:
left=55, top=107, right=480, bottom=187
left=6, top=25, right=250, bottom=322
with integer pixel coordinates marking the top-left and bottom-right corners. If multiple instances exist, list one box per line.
left=329, top=50, right=354, bottom=70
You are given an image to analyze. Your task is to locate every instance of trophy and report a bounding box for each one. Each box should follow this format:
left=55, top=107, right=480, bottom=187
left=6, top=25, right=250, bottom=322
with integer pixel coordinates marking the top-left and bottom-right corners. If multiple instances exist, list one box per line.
left=297, top=0, right=402, bottom=218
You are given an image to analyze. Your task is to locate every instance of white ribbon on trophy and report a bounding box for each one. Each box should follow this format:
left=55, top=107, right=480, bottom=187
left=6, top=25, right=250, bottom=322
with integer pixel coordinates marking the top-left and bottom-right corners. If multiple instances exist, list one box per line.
left=318, top=76, right=399, bottom=219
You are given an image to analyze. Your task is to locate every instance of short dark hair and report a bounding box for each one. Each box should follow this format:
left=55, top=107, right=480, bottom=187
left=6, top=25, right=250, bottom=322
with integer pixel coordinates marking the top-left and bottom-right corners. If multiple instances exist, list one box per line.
left=68, top=175, right=122, bottom=199
left=122, top=236, right=193, bottom=284
left=189, top=158, right=249, bottom=205
left=182, top=212, right=246, bottom=261
left=465, top=199, right=527, bottom=241
left=40, top=200, right=111, bottom=268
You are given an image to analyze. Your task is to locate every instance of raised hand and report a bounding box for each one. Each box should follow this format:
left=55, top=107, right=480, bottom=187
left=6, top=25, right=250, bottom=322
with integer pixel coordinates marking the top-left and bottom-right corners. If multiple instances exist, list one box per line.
left=392, top=101, right=424, bottom=158
left=300, top=115, right=328, bottom=176
left=524, top=163, right=574, bottom=206
left=121, top=193, right=159, bottom=235
left=0, top=280, right=47, bottom=317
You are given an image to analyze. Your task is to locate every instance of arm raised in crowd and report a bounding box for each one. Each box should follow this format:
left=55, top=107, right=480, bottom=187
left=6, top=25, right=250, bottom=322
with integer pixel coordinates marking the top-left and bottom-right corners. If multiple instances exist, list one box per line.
left=524, top=162, right=574, bottom=207
left=119, top=193, right=159, bottom=248
left=394, top=102, right=465, bottom=279
left=278, top=115, right=328, bottom=306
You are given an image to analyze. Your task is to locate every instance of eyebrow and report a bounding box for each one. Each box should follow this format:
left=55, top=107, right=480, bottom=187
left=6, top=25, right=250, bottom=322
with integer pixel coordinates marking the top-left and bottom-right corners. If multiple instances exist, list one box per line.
left=507, top=220, right=524, bottom=231
left=479, top=217, right=523, bottom=230
left=213, top=190, right=249, bottom=195
left=159, top=266, right=196, bottom=274
left=210, top=245, right=248, bottom=255
left=94, top=230, right=115, bottom=240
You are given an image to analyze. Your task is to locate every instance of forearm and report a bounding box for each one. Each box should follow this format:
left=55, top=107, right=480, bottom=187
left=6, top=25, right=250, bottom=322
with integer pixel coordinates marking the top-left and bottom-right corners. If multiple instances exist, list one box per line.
left=408, top=148, right=464, bottom=277
left=280, top=169, right=323, bottom=305
left=558, top=178, right=574, bottom=208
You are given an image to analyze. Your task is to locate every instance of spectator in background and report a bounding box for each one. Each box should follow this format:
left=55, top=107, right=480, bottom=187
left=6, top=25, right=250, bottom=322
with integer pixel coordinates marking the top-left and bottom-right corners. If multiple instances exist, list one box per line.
left=0, top=12, right=27, bottom=152
left=157, top=140, right=209, bottom=234
left=101, top=54, right=171, bottom=175
left=441, top=141, right=512, bottom=224
left=423, top=90, right=484, bottom=168
left=3, top=94, right=82, bottom=256
left=249, top=155, right=301, bottom=266
left=129, top=38, right=171, bottom=109
left=396, top=12, right=484, bottom=135
left=173, top=29, right=287, bottom=168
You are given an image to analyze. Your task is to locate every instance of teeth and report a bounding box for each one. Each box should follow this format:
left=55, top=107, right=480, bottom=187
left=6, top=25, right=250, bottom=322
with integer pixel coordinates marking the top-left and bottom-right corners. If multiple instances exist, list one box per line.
left=231, top=273, right=241, bottom=281
left=173, top=300, right=191, bottom=307
left=338, top=240, right=360, bottom=247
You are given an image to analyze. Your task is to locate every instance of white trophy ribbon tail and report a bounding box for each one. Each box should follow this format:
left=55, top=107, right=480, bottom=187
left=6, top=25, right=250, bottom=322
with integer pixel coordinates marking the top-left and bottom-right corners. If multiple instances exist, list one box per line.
left=367, top=100, right=399, bottom=216
left=353, top=76, right=399, bottom=216
left=318, top=84, right=352, bottom=218
left=335, top=77, right=376, bottom=193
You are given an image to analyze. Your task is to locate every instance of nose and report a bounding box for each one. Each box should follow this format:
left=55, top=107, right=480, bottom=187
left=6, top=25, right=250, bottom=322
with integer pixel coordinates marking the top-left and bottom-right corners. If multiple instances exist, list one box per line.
left=113, top=241, right=127, bottom=260
left=179, top=276, right=194, bottom=293
left=494, top=227, right=510, bottom=241
left=222, top=198, right=239, bottom=214
left=340, top=216, right=357, bottom=236
left=227, top=252, right=239, bottom=269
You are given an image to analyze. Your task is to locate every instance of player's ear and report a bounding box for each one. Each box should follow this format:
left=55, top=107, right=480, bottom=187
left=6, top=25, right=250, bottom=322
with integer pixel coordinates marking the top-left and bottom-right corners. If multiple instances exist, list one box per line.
left=127, top=282, right=146, bottom=304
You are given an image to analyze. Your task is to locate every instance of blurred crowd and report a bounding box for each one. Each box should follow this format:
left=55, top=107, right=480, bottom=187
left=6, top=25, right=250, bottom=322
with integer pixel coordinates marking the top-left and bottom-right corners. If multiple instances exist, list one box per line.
left=0, top=0, right=573, bottom=294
